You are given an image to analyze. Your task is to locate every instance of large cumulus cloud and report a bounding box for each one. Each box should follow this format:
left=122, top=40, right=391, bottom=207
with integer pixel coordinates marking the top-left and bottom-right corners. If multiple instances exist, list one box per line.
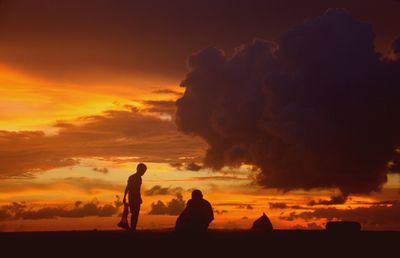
left=176, top=9, right=400, bottom=197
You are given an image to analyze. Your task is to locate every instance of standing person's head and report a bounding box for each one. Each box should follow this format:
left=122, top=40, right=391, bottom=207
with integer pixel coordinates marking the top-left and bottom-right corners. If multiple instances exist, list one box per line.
left=136, top=163, right=147, bottom=176
left=191, top=189, right=203, bottom=200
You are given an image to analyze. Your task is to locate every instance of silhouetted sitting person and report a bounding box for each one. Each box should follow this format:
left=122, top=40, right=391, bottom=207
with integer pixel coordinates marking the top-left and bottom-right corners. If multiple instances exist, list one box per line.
left=175, top=190, right=214, bottom=233
left=251, top=213, right=273, bottom=232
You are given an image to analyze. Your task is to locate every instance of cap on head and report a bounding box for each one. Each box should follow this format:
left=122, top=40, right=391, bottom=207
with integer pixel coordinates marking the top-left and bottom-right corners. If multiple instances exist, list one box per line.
left=137, top=163, right=147, bottom=175
left=191, top=189, right=203, bottom=200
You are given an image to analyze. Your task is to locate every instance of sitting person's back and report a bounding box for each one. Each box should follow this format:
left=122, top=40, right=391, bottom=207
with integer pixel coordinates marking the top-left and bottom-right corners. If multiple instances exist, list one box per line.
left=175, top=190, right=214, bottom=233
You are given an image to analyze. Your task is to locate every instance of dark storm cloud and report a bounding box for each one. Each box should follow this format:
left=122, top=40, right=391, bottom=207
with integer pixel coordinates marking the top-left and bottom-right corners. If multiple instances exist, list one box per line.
left=0, top=1, right=400, bottom=82
left=148, top=193, right=185, bottom=215
left=280, top=204, right=400, bottom=230
left=176, top=9, right=400, bottom=196
left=0, top=197, right=123, bottom=221
left=0, top=108, right=205, bottom=178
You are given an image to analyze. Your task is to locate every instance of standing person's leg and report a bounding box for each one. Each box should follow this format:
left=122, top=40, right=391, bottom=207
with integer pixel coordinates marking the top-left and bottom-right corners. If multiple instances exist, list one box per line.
left=130, top=202, right=141, bottom=231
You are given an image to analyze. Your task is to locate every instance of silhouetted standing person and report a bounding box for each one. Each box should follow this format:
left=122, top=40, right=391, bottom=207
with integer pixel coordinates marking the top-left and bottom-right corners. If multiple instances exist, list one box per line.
left=175, top=189, right=214, bottom=233
left=123, top=163, right=147, bottom=231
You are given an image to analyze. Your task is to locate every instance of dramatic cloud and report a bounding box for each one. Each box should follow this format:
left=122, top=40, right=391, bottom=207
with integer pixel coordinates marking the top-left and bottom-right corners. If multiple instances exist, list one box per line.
left=0, top=107, right=205, bottom=178
left=280, top=204, right=400, bottom=230
left=176, top=9, right=400, bottom=196
left=0, top=197, right=122, bottom=221
left=148, top=194, right=186, bottom=215
left=144, top=185, right=184, bottom=196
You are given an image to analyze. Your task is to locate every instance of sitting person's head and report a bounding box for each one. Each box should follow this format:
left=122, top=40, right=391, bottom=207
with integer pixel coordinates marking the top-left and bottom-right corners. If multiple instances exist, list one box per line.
left=191, top=189, right=203, bottom=200
left=137, top=163, right=147, bottom=176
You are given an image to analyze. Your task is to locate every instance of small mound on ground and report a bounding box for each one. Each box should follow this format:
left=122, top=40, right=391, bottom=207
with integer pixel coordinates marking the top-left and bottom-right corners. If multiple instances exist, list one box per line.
left=251, top=213, right=273, bottom=232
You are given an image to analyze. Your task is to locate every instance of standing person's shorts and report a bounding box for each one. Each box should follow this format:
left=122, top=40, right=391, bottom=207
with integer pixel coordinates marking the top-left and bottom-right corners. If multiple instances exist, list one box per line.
left=128, top=196, right=141, bottom=213
left=129, top=201, right=141, bottom=213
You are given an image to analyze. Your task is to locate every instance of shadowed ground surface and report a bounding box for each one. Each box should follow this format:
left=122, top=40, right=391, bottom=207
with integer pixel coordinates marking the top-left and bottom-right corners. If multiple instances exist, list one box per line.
left=1, top=230, right=398, bottom=257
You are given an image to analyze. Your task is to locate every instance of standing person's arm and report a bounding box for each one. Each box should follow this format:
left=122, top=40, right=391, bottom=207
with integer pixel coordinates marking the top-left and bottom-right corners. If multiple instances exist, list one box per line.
left=123, top=184, right=129, bottom=204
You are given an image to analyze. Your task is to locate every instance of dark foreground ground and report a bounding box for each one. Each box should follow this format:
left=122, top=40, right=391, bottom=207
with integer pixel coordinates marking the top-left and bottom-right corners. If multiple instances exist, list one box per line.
left=1, top=230, right=399, bottom=257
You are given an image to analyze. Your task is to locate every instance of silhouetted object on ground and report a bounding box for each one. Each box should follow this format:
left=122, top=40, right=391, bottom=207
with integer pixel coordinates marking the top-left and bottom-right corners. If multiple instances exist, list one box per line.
left=175, top=190, right=214, bottom=233
left=251, top=213, right=273, bottom=232
left=117, top=203, right=130, bottom=230
left=326, top=221, right=361, bottom=233
left=122, top=163, right=147, bottom=231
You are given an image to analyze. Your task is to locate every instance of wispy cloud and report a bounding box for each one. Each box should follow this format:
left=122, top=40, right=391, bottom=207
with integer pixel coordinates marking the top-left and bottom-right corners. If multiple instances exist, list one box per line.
left=0, top=108, right=205, bottom=178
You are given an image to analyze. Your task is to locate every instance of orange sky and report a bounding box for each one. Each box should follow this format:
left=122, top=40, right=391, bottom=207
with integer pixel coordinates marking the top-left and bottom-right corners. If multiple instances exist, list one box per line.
left=1, top=62, right=399, bottom=231
left=1, top=0, right=400, bottom=232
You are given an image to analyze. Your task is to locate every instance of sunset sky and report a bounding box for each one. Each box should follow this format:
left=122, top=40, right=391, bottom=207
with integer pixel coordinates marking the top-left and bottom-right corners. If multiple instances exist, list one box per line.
left=1, top=0, right=400, bottom=232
